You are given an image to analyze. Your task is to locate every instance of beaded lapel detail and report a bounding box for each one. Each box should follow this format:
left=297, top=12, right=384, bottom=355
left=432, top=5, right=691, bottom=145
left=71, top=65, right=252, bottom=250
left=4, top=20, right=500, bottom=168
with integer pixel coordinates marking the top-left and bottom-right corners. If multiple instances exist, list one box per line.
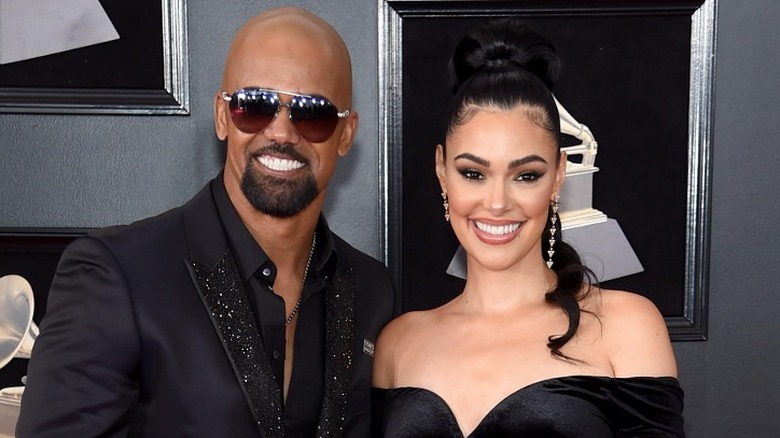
left=189, top=252, right=284, bottom=438
left=316, top=267, right=356, bottom=437
left=190, top=252, right=358, bottom=438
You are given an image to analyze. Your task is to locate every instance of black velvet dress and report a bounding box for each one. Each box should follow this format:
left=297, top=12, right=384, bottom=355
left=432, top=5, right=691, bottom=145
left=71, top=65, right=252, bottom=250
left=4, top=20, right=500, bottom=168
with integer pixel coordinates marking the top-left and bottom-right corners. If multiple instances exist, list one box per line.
left=372, top=376, right=684, bottom=437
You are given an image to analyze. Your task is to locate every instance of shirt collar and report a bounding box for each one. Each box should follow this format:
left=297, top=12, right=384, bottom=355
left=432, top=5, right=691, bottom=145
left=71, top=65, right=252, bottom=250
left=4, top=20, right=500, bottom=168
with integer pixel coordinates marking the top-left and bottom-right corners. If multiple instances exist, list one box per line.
left=211, top=173, right=336, bottom=282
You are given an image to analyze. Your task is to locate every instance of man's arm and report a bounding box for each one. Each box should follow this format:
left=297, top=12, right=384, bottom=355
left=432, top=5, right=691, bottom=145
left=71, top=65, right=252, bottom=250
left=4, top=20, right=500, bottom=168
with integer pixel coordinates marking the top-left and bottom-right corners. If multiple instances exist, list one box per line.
left=16, top=236, right=141, bottom=438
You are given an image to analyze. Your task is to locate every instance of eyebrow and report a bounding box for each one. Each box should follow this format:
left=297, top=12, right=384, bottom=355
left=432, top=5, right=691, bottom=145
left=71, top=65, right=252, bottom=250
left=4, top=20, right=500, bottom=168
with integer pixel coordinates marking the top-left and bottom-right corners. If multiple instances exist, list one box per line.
left=453, top=153, right=549, bottom=169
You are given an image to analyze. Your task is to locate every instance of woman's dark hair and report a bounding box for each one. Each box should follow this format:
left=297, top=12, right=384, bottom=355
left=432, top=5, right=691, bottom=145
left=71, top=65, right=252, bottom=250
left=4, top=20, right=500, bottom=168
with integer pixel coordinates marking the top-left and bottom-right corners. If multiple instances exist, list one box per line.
left=446, top=18, right=561, bottom=142
left=446, top=18, right=596, bottom=361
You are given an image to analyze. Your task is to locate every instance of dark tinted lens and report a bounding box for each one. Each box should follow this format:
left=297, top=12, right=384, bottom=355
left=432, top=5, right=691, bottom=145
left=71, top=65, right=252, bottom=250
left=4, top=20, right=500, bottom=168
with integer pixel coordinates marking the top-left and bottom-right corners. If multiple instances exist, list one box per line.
left=289, top=96, right=340, bottom=142
left=229, top=89, right=279, bottom=133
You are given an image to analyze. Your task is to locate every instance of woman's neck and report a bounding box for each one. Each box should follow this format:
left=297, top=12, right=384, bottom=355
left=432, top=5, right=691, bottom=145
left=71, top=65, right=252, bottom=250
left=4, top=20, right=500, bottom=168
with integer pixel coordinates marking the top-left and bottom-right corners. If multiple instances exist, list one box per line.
left=456, top=256, right=556, bottom=314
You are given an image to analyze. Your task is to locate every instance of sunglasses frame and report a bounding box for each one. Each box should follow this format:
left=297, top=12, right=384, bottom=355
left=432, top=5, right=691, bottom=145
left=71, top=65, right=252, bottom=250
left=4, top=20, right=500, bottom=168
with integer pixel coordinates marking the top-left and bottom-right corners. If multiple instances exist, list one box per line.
left=221, top=87, right=350, bottom=142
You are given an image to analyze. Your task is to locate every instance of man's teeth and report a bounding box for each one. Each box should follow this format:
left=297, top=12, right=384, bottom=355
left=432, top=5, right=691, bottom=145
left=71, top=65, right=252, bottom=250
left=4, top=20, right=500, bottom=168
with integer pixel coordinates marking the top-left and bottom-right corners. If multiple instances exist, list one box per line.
left=475, top=221, right=520, bottom=236
left=258, top=156, right=304, bottom=171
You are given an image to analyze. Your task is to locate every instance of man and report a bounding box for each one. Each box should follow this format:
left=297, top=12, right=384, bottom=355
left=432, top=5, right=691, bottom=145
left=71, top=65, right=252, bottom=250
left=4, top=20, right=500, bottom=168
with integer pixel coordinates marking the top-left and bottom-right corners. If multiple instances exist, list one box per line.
left=17, top=7, right=397, bottom=437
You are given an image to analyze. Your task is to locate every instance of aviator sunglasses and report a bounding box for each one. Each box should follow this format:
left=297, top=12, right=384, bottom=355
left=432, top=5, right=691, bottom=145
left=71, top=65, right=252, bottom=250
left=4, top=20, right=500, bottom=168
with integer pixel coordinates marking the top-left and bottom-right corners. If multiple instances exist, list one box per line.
left=221, top=87, right=351, bottom=143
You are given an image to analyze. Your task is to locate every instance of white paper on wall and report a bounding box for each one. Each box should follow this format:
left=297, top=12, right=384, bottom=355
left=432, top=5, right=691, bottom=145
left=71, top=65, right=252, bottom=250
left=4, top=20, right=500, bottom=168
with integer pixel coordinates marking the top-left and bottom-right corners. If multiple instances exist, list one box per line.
left=0, top=0, right=119, bottom=65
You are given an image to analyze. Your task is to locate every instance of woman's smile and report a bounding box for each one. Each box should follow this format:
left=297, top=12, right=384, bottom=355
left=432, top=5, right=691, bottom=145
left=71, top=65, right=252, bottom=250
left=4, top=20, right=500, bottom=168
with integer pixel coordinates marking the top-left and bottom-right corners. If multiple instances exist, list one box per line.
left=471, top=219, right=524, bottom=244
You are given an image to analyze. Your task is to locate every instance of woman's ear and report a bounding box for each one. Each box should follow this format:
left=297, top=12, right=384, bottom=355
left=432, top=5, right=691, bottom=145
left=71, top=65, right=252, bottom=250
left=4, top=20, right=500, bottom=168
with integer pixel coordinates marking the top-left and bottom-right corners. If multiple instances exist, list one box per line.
left=435, top=144, right=447, bottom=193
left=553, top=151, right=567, bottom=196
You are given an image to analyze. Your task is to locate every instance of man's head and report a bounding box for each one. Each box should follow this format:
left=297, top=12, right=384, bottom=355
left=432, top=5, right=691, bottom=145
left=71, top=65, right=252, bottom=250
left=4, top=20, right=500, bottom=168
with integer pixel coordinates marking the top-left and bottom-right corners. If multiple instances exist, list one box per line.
left=215, top=7, right=357, bottom=218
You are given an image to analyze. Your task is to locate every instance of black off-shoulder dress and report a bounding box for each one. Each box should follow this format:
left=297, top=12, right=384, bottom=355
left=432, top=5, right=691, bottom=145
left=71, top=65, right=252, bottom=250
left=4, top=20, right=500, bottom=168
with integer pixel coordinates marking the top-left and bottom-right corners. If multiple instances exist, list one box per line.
left=372, top=376, right=684, bottom=437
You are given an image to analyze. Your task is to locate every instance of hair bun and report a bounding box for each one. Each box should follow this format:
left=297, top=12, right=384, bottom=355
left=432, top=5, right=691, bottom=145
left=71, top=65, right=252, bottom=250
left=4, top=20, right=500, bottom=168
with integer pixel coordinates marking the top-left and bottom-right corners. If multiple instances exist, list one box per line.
left=449, top=18, right=560, bottom=93
left=483, top=57, right=521, bottom=70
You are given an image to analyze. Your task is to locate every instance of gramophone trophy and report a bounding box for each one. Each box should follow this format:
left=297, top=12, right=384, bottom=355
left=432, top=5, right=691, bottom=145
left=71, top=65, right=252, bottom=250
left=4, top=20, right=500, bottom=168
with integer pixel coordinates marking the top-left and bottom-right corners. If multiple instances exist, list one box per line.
left=0, top=274, right=39, bottom=435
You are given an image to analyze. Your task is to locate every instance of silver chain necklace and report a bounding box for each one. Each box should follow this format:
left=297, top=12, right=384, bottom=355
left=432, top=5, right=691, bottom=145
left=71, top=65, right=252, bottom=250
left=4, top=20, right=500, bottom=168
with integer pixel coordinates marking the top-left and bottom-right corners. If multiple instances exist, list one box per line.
left=285, top=232, right=316, bottom=327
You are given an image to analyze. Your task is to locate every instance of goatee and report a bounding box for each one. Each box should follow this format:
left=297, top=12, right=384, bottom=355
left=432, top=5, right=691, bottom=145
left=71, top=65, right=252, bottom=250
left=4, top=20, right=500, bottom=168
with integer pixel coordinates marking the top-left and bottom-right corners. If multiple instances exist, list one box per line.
left=241, top=143, right=319, bottom=218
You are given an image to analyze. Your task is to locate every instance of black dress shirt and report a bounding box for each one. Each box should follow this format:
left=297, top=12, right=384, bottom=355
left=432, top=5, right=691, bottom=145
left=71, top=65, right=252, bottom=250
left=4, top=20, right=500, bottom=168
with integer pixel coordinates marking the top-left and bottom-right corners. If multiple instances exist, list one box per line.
left=213, top=179, right=336, bottom=437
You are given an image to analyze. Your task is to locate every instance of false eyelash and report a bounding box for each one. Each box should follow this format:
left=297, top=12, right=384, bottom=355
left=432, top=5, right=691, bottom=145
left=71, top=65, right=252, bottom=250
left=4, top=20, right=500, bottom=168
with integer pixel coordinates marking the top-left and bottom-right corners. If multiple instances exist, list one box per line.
left=456, top=167, right=484, bottom=181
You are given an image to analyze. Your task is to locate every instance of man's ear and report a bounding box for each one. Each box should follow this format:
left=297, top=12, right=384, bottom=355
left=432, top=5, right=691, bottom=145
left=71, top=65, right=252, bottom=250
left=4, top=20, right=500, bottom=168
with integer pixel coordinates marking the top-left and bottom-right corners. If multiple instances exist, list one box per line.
left=337, top=110, right=359, bottom=156
left=214, top=92, right=228, bottom=141
left=435, top=144, right=447, bottom=193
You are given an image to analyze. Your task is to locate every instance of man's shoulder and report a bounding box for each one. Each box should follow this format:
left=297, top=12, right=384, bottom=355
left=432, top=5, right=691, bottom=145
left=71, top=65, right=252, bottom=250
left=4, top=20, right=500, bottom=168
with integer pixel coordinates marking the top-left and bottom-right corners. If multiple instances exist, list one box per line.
left=89, top=204, right=187, bottom=247
left=331, top=233, right=386, bottom=271
left=330, top=233, right=398, bottom=318
left=87, top=179, right=216, bottom=251
left=330, top=233, right=395, bottom=290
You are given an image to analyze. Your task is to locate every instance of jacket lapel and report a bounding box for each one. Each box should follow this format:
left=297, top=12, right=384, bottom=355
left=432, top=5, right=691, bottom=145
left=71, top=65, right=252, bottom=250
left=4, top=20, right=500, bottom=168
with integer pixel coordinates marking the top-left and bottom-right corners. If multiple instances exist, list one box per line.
left=188, top=252, right=284, bottom=438
left=182, top=181, right=284, bottom=438
left=183, top=179, right=359, bottom=438
left=316, top=267, right=356, bottom=437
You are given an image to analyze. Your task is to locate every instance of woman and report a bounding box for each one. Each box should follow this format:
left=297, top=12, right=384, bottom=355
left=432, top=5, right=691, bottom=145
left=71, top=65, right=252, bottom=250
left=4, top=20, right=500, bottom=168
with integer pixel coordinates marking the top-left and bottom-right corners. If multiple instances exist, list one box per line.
left=372, top=18, right=684, bottom=437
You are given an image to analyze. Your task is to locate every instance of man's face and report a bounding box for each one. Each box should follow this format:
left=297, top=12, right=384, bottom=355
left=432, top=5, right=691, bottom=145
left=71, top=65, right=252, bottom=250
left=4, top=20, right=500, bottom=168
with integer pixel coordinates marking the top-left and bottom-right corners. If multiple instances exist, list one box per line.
left=215, top=17, right=356, bottom=218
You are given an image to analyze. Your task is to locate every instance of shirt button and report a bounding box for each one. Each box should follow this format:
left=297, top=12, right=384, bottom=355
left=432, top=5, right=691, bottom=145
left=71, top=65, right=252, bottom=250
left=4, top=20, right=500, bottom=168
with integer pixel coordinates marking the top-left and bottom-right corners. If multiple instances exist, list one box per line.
left=272, top=350, right=281, bottom=359
left=262, top=268, right=272, bottom=277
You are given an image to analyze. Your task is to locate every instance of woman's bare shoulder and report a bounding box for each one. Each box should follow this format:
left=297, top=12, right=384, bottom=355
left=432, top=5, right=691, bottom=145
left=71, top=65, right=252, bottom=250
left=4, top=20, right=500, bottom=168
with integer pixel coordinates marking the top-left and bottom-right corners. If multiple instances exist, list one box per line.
left=594, top=288, right=679, bottom=377
left=597, top=288, right=661, bottom=315
left=372, top=309, right=438, bottom=387
left=378, top=310, right=427, bottom=341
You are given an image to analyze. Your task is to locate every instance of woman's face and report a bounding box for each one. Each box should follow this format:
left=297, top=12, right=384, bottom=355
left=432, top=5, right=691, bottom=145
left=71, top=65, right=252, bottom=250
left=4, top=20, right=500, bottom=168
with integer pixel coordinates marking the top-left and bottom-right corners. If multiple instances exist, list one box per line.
left=436, top=107, right=566, bottom=272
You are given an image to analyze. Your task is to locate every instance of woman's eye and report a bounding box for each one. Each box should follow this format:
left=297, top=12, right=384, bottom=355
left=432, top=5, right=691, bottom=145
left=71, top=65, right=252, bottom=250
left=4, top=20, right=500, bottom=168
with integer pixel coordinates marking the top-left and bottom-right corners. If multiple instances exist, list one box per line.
left=516, top=171, right=542, bottom=182
left=457, top=168, right=484, bottom=181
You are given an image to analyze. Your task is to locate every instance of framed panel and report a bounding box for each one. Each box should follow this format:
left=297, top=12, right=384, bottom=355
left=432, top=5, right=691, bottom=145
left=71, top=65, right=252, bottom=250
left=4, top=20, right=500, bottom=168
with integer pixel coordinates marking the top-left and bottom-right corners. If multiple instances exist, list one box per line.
left=0, top=0, right=188, bottom=114
left=0, top=229, right=85, bottom=389
left=378, top=0, right=715, bottom=340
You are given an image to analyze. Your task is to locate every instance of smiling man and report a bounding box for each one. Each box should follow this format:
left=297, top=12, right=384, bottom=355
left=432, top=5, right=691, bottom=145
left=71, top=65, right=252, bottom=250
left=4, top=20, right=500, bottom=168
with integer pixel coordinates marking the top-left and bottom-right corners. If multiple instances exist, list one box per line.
left=17, top=7, right=397, bottom=438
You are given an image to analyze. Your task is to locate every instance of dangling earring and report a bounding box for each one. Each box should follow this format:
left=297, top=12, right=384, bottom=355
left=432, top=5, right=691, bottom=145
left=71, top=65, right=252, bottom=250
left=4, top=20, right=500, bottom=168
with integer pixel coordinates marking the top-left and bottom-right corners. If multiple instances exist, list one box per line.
left=547, top=195, right=560, bottom=268
left=441, top=192, right=450, bottom=222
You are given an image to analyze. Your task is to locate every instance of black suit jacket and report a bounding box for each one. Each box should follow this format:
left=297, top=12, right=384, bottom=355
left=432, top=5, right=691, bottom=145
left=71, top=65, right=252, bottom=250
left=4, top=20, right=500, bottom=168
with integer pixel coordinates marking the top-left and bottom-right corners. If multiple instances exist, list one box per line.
left=16, top=180, right=397, bottom=437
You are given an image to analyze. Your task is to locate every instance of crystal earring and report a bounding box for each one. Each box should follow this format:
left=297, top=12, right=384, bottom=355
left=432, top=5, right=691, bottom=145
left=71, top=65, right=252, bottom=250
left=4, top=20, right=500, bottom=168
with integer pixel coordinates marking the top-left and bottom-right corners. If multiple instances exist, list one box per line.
left=547, top=195, right=560, bottom=268
left=441, top=192, right=450, bottom=222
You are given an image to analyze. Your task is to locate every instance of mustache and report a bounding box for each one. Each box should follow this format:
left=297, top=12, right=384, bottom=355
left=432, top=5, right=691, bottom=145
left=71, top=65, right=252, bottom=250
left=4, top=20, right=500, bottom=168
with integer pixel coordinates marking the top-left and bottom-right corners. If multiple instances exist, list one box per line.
left=254, top=142, right=309, bottom=164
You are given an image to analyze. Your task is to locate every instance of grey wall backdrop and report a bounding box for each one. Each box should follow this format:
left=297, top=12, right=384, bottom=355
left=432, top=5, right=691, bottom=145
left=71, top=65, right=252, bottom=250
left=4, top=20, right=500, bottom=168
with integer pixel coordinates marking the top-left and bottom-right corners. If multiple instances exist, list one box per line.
left=0, top=0, right=778, bottom=436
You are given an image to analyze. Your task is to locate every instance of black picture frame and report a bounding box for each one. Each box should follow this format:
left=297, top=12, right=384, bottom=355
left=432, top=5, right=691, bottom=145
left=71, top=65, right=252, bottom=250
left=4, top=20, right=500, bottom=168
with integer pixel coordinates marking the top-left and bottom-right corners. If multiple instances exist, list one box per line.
left=0, top=0, right=188, bottom=115
left=378, top=0, right=715, bottom=340
left=0, top=229, right=86, bottom=389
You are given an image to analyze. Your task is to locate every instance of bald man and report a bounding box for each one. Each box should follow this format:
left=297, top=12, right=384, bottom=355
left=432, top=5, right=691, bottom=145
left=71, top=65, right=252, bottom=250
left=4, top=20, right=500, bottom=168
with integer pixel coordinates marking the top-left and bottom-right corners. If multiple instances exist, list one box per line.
left=17, top=8, right=397, bottom=438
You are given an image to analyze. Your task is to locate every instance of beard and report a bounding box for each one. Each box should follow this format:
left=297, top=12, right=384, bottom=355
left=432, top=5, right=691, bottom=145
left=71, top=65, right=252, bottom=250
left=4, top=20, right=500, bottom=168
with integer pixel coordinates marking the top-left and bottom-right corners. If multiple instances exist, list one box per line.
left=240, top=143, right=319, bottom=218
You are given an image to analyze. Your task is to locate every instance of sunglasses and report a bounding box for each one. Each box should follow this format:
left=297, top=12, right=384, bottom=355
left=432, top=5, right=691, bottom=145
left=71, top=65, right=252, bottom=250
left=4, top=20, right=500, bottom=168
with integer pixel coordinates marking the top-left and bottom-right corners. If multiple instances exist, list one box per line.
left=221, top=87, right=350, bottom=142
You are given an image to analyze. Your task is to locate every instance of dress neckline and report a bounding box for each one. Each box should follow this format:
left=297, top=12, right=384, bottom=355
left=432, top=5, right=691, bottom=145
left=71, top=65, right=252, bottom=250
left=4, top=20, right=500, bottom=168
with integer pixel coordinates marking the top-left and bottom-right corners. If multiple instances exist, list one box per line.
left=376, top=375, right=680, bottom=437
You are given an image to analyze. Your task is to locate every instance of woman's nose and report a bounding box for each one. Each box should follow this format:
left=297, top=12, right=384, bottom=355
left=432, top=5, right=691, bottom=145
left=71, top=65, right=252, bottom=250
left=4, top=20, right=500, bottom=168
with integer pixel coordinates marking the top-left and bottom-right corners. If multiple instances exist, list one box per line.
left=484, top=180, right=511, bottom=214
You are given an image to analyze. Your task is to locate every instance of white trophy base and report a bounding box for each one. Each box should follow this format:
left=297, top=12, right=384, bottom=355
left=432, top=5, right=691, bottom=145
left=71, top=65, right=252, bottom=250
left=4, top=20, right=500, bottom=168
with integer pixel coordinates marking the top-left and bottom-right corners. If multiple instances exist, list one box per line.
left=0, top=386, right=21, bottom=438
left=562, top=218, right=644, bottom=282
left=560, top=208, right=608, bottom=229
